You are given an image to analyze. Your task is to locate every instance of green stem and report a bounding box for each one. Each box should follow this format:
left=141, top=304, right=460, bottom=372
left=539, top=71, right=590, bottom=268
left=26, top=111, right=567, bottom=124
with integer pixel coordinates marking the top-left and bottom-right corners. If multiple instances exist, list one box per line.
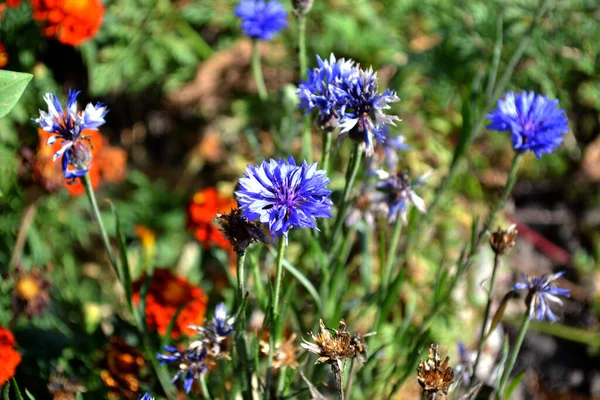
left=329, top=144, right=363, bottom=251
left=471, top=253, right=501, bottom=384
left=273, top=238, right=286, bottom=317
left=322, top=129, right=334, bottom=174
left=298, top=14, right=312, bottom=162
left=252, top=39, right=268, bottom=101
left=82, top=174, right=119, bottom=271
left=382, top=220, right=403, bottom=291
left=496, top=306, right=531, bottom=399
left=237, top=251, right=247, bottom=304
left=200, top=374, right=213, bottom=400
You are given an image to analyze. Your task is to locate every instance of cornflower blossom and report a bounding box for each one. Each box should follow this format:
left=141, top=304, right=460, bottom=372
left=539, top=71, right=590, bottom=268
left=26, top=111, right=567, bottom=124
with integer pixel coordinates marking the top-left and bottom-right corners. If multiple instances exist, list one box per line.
left=487, top=91, right=569, bottom=158
left=235, top=157, right=333, bottom=241
left=376, top=170, right=429, bottom=224
left=138, top=394, right=154, bottom=400
left=453, top=342, right=474, bottom=387
left=157, top=303, right=234, bottom=393
left=345, top=188, right=388, bottom=228
left=234, top=0, right=288, bottom=41
left=513, top=272, right=570, bottom=322
left=365, top=130, right=410, bottom=174
left=297, top=54, right=358, bottom=129
left=297, top=54, right=400, bottom=155
left=32, top=89, right=107, bottom=183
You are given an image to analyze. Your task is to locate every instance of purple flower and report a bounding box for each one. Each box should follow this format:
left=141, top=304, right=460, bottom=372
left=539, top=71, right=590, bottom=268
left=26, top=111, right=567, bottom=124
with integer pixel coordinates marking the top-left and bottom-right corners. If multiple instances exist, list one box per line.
left=157, top=344, right=208, bottom=393
left=487, top=91, right=569, bottom=158
left=138, top=393, right=154, bottom=400
left=513, top=272, right=570, bottom=322
left=235, top=157, right=333, bottom=241
left=376, top=170, right=429, bottom=224
left=235, top=0, right=288, bottom=41
left=297, top=54, right=400, bottom=156
left=32, top=89, right=108, bottom=182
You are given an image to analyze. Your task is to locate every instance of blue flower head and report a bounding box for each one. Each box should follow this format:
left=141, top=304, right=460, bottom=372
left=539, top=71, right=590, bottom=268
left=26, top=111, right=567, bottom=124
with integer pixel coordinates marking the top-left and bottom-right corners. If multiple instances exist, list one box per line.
left=236, top=157, right=333, bottom=242
left=138, top=394, right=154, bottom=400
left=297, top=54, right=400, bottom=156
left=376, top=170, right=429, bottom=224
left=513, top=271, right=570, bottom=322
left=235, top=0, right=288, bottom=40
left=157, top=345, right=208, bottom=393
left=32, top=89, right=108, bottom=182
left=487, top=91, right=569, bottom=158
left=212, top=303, right=233, bottom=337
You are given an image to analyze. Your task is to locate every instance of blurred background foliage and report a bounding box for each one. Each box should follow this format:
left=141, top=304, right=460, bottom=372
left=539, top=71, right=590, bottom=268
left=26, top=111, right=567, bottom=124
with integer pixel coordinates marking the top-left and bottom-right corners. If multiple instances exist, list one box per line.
left=1, top=0, right=599, bottom=398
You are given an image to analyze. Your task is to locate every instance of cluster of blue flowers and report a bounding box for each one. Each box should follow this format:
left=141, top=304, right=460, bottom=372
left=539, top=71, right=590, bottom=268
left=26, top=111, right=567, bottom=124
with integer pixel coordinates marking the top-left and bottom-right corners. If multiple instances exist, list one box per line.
left=236, top=157, right=333, bottom=241
left=33, top=89, right=108, bottom=182
left=297, top=54, right=401, bottom=156
left=235, top=0, right=288, bottom=41
left=157, top=303, right=234, bottom=393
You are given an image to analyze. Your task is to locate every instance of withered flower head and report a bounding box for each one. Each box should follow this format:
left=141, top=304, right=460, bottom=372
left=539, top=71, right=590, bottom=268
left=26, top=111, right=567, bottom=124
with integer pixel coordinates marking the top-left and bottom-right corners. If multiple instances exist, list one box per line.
left=216, top=208, right=269, bottom=254
left=417, top=344, right=454, bottom=396
left=292, top=0, right=314, bottom=15
left=489, top=224, right=518, bottom=255
left=12, top=265, right=51, bottom=319
left=100, top=337, right=146, bottom=399
left=301, top=319, right=356, bottom=372
left=48, top=374, right=86, bottom=400
left=260, top=333, right=299, bottom=370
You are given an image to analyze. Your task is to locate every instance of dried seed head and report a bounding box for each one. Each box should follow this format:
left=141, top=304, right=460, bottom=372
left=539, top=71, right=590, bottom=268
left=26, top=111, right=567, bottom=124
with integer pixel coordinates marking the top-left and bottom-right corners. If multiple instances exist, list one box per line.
left=301, top=319, right=356, bottom=372
left=417, top=344, right=454, bottom=395
left=489, top=224, right=518, bottom=255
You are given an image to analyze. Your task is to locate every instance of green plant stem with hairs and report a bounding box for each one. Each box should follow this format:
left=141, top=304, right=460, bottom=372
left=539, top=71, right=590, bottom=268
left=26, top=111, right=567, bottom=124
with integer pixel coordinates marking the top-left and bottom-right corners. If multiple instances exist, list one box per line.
left=265, top=238, right=287, bottom=399
left=252, top=39, right=268, bottom=101
left=82, top=174, right=177, bottom=400
left=237, top=251, right=247, bottom=304
left=471, top=252, right=502, bottom=384
left=496, top=303, right=532, bottom=399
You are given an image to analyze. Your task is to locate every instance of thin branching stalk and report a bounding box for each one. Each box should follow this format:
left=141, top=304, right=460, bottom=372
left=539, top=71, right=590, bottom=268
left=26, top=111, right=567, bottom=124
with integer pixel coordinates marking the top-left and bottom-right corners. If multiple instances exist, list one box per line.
left=9, top=202, right=37, bottom=268
left=496, top=303, right=532, bottom=399
left=329, top=144, right=363, bottom=251
left=332, top=362, right=345, bottom=400
left=471, top=252, right=501, bottom=384
left=252, top=39, right=268, bottom=101
left=237, top=251, right=247, bottom=304
left=382, top=220, right=403, bottom=290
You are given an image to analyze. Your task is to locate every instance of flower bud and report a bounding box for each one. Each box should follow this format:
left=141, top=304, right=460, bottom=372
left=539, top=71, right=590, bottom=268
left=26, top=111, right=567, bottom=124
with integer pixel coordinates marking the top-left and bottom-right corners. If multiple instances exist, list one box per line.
left=70, top=141, right=92, bottom=170
left=489, top=224, right=518, bottom=255
left=292, top=0, right=314, bottom=15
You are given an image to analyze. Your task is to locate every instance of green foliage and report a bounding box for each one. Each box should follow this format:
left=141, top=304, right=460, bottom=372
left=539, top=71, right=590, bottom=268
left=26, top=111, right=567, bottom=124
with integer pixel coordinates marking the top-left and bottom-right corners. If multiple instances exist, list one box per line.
left=0, top=70, right=33, bottom=119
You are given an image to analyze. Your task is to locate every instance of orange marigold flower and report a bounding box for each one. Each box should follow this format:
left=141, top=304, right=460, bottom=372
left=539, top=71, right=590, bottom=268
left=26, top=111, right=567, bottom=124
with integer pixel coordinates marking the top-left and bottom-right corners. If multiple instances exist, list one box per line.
left=35, top=129, right=127, bottom=196
left=132, top=269, right=208, bottom=339
left=7, top=0, right=23, bottom=7
left=188, top=187, right=237, bottom=250
left=101, top=337, right=146, bottom=399
left=0, top=326, right=22, bottom=386
left=31, top=0, right=104, bottom=46
left=0, top=42, right=8, bottom=69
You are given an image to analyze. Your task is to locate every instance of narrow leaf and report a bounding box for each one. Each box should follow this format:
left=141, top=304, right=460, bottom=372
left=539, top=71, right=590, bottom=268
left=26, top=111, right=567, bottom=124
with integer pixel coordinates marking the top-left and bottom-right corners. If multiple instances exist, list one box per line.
left=449, top=89, right=474, bottom=170
left=0, top=70, right=33, bottom=118
left=109, top=202, right=133, bottom=312
left=11, top=379, right=25, bottom=400
left=503, top=371, right=525, bottom=400
left=486, top=291, right=518, bottom=340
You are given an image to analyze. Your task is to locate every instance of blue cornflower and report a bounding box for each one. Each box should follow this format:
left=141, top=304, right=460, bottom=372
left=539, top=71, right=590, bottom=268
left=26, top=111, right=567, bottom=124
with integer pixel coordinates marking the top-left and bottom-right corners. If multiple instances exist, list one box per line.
left=157, top=344, right=208, bottom=393
left=297, top=54, right=358, bottom=129
left=338, top=67, right=400, bottom=156
left=487, top=91, right=569, bottom=158
left=513, top=272, right=570, bottom=322
left=212, top=303, right=233, bottom=337
left=235, top=0, right=288, bottom=41
left=235, top=157, right=333, bottom=241
left=376, top=170, right=429, bottom=224
left=33, top=89, right=108, bottom=182
left=138, top=393, right=154, bottom=400
left=454, top=342, right=474, bottom=387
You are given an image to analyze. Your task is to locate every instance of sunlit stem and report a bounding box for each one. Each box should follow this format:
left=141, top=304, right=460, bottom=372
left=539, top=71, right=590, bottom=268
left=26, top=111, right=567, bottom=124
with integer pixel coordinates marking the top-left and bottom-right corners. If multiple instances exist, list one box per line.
left=236, top=251, right=247, bottom=304
left=252, top=39, right=268, bottom=101
left=496, top=304, right=532, bottom=399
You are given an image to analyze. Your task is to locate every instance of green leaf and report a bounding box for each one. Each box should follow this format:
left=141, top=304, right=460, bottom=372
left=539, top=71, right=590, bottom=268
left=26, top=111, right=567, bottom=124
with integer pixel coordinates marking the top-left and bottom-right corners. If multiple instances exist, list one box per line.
left=0, top=70, right=33, bottom=119
left=503, top=371, right=526, bottom=400
left=3, top=380, right=10, bottom=400
left=269, top=250, right=322, bottom=310
left=449, top=88, right=474, bottom=170
left=11, top=379, right=25, bottom=400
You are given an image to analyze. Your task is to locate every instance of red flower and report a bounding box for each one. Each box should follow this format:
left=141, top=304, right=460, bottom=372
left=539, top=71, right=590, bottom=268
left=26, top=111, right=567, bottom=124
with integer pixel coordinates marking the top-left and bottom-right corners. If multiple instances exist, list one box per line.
left=0, top=327, right=22, bottom=386
left=132, top=269, right=208, bottom=339
left=7, top=0, right=22, bottom=7
left=188, top=187, right=237, bottom=250
left=31, top=0, right=104, bottom=46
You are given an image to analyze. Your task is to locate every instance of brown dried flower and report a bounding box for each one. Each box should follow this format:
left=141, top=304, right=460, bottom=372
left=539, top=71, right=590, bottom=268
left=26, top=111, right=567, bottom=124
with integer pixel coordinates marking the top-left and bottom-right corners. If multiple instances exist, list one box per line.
left=100, top=337, right=146, bottom=399
left=48, top=374, right=86, bottom=400
left=489, top=224, right=518, bottom=255
left=301, top=319, right=356, bottom=371
left=260, top=333, right=299, bottom=370
left=12, top=265, right=51, bottom=319
left=216, top=208, right=269, bottom=254
left=417, top=344, right=454, bottom=396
